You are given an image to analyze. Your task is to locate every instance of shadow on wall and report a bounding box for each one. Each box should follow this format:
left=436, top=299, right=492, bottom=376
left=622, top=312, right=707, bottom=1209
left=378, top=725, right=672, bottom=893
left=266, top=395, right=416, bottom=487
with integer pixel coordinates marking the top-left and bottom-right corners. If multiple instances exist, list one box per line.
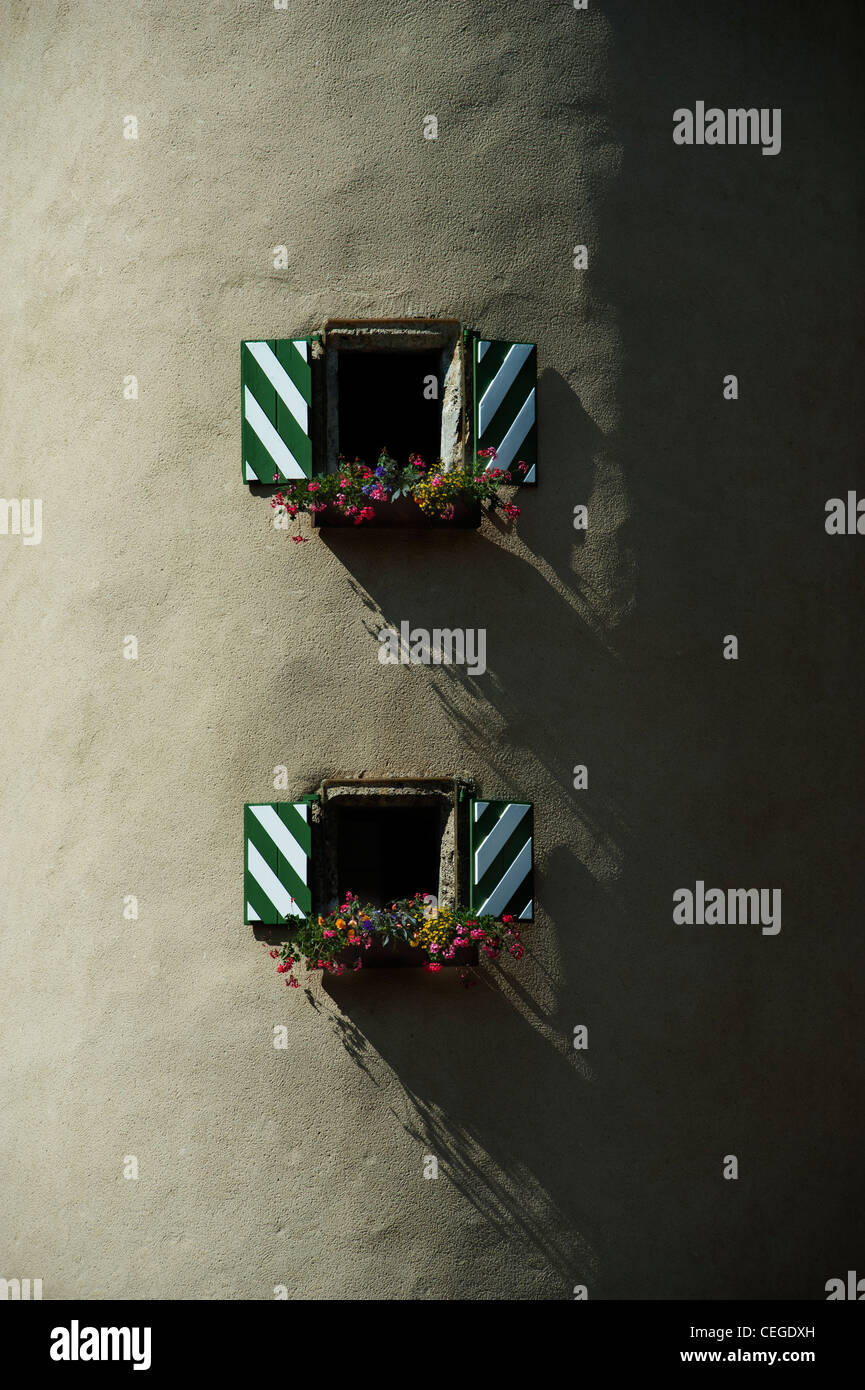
left=314, top=966, right=601, bottom=1296
left=589, top=0, right=865, bottom=1295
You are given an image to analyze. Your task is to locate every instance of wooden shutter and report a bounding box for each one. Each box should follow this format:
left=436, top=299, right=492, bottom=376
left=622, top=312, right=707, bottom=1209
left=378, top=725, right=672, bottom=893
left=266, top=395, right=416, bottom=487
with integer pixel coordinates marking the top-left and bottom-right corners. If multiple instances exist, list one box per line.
left=243, top=802, right=313, bottom=925
left=469, top=799, right=534, bottom=920
left=241, top=338, right=314, bottom=483
left=473, top=337, right=537, bottom=484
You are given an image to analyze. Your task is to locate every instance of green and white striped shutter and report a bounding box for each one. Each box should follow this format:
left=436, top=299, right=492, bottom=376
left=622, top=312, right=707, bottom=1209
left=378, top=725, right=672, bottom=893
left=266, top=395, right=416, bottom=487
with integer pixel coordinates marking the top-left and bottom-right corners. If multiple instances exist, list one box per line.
left=473, top=337, right=537, bottom=484
left=469, top=799, right=534, bottom=920
left=244, top=802, right=313, bottom=925
left=241, top=338, right=314, bottom=483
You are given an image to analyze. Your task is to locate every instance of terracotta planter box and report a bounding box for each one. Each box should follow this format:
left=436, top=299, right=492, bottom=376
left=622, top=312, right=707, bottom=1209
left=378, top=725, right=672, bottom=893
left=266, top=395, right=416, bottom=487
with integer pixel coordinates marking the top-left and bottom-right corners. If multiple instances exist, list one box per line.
left=334, top=938, right=478, bottom=969
left=312, top=494, right=482, bottom=529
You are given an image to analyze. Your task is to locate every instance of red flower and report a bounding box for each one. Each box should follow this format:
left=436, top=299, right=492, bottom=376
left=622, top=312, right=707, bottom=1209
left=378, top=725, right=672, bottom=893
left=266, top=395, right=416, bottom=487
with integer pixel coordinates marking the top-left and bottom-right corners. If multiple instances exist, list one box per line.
left=425, top=962, right=443, bottom=973
left=502, top=915, right=514, bottom=923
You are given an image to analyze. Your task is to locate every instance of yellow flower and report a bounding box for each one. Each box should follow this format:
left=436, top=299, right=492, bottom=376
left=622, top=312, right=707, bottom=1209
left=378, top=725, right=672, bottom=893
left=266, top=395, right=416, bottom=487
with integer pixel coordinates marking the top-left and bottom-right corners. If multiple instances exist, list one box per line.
left=335, top=918, right=346, bottom=930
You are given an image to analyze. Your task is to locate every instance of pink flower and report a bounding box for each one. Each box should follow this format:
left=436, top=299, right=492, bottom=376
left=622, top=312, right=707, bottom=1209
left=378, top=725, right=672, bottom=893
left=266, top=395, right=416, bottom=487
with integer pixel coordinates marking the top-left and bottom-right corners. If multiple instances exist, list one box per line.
left=308, top=482, right=321, bottom=492
left=323, top=929, right=336, bottom=939
left=431, top=474, right=443, bottom=487
left=502, top=915, right=514, bottom=924
left=470, top=928, right=485, bottom=940
left=277, top=963, right=287, bottom=973
left=287, top=976, right=299, bottom=987
left=425, top=962, right=443, bottom=973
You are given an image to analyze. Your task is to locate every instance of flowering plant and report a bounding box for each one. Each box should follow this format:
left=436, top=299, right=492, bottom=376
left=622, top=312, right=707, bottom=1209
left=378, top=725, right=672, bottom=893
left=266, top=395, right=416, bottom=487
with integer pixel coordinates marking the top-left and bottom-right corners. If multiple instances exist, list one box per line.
left=266, top=891, right=525, bottom=988
left=270, top=448, right=525, bottom=538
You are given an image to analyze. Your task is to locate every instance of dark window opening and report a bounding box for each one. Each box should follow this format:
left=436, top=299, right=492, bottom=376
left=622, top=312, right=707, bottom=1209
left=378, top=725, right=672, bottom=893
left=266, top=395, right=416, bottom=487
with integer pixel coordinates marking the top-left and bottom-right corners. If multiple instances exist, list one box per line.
left=336, top=805, right=442, bottom=908
left=337, top=350, right=442, bottom=468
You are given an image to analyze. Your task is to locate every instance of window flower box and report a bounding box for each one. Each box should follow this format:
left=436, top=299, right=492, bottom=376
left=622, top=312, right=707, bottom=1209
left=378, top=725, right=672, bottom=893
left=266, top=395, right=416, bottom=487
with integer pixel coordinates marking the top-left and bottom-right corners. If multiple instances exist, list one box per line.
left=267, top=893, right=524, bottom=989
left=312, top=493, right=482, bottom=529
left=270, top=449, right=523, bottom=541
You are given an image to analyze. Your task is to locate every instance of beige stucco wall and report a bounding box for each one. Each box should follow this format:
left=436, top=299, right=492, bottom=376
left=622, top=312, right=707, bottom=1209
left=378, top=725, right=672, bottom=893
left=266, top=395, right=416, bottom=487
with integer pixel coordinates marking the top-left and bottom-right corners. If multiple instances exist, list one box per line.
left=2, top=1, right=862, bottom=1300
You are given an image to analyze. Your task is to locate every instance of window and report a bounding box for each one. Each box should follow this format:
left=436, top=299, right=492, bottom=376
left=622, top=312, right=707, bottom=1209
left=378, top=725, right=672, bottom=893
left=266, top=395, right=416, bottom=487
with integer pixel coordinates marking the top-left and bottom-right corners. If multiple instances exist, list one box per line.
left=240, top=319, right=538, bottom=487
left=319, top=778, right=457, bottom=916
left=336, top=349, right=442, bottom=468
left=242, top=783, right=535, bottom=952
left=336, top=804, right=442, bottom=907
left=325, top=320, right=464, bottom=474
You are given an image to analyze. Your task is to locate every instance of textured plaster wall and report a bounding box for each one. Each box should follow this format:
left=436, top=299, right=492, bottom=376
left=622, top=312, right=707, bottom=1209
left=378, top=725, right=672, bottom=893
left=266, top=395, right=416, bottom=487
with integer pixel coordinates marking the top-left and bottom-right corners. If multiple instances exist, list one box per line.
left=1, top=0, right=862, bottom=1300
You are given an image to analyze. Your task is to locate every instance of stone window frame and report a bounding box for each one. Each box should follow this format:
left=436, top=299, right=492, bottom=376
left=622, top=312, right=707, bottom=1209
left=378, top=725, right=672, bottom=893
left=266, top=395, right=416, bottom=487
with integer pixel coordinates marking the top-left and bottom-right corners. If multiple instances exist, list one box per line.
left=321, top=318, right=467, bottom=475
left=310, top=775, right=476, bottom=917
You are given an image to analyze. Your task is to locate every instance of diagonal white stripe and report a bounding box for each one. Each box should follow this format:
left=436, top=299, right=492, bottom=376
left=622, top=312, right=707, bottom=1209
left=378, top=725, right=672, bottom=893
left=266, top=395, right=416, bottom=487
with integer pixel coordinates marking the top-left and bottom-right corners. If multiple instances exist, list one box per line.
left=477, top=837, right=532, bottom=916
left=244, top=387, right=306, bottom=478
left=478, top=343, right=533, bottom=435
left=475, top=803, right=530, bottom=881
left=247, top=841, right=293, bottom=919
left=245, top=341, right=309, bottom=433
left=477, top=340, right=490, bottom=361
left=473, top=801, right=489, bottom=820
left=292, top=339, right=309, bottom=362
left=249, top=803, right=308, bottom=885
left=247, top=903, right=261, bottom=921
left=244, top=461, right=257, bottom=481
left=482, top=388, right=535, bottom=473
left=519, top=900, right=532, bottom=920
